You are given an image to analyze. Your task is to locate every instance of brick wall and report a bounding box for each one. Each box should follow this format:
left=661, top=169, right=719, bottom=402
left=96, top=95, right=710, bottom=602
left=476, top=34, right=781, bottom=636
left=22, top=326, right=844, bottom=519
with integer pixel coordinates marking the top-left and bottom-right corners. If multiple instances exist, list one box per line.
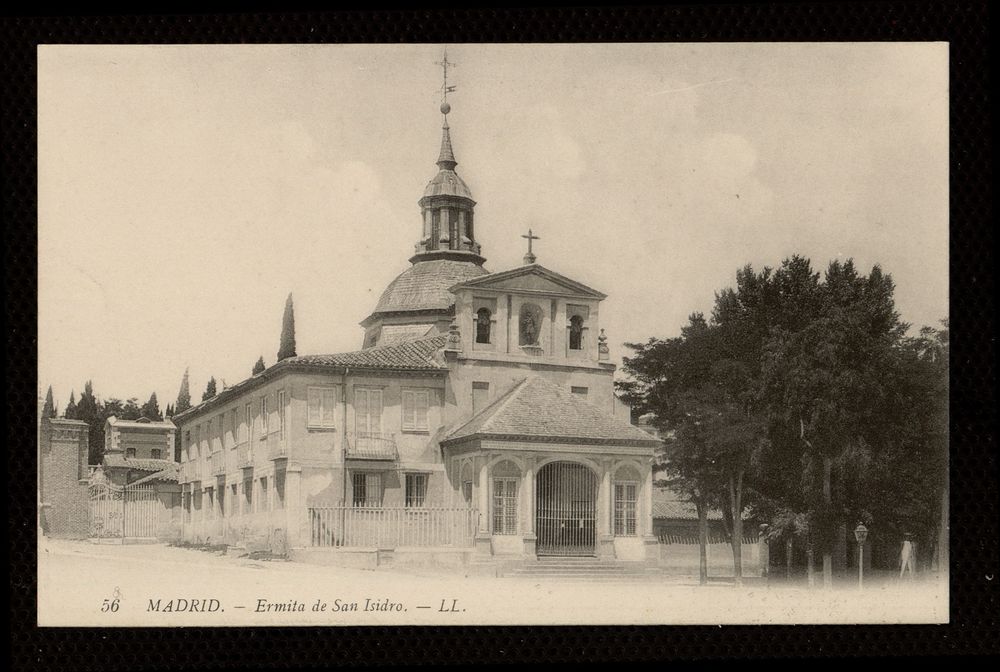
left=39, top=418, right=91, bottom=538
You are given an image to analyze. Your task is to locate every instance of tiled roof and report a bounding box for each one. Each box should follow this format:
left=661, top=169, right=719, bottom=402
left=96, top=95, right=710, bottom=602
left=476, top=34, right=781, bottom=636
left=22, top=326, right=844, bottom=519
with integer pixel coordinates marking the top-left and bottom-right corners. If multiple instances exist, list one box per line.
left=130, top=465, right=180, bottom=485
left=377, top=324, right=436, bottom=346
left=107, top=416, right=175, bottom=430
left=286, top=335, right=447, bottom=371
left=651, top=486, right=723, bottom=521
left=103, top=454, right=178, bottom=473
left=372, top=259, right=488, bottom=315
left=444, top=376, right=662, bottom=446
left=173, top=336, right=449, bottom=423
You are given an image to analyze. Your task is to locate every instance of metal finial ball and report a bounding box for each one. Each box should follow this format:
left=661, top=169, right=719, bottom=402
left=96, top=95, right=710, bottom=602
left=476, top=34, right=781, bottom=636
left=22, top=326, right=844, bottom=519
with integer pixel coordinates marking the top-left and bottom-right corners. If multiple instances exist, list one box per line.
left=440, top=101, right=451, bottom=115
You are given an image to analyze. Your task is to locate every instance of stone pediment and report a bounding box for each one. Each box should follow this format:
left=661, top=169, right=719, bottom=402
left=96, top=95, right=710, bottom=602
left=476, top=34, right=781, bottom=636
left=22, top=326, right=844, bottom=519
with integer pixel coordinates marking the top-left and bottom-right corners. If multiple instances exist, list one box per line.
left=449, top=264, right=606, bottom=300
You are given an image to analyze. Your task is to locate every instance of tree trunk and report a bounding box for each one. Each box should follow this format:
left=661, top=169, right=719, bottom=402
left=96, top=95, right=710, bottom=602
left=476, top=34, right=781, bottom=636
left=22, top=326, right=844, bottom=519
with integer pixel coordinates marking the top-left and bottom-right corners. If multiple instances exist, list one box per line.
left=696, top=499, right=709, bottom=586
left=785, top=537, right=793, bottom=580
left=822, top=455, right=833, bottom=588
left=806, top=542, right=816, bottom=588
left=728, top=470, right=744, bottom=586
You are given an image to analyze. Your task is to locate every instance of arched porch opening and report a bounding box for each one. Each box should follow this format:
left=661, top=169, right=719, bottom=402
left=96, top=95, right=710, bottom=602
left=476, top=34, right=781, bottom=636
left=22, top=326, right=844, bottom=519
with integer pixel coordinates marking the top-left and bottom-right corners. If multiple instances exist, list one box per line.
left=535, top=460, right=599, bottom=557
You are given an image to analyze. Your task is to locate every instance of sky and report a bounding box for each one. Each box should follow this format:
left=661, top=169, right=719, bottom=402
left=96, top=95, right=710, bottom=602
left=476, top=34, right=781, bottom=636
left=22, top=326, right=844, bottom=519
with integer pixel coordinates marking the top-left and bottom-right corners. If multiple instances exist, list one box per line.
left=37, top=43, right=948, bottom=412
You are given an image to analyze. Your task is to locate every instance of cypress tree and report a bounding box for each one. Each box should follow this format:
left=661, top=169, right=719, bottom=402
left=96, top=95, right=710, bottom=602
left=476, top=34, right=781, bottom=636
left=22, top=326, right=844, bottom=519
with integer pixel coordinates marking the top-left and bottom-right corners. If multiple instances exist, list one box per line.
left=202, top=377, right=218, bottom=401
left=141, top=392, right=163, bottom=421
left=253, top=356, right=266, bottom=375
left=42, top=386, right=56, bottom=419
left=65, top=391, right=77, bottom=419
left=175, top=368, right=192, bottom=414
left=278, top=292, right=297, bottom=361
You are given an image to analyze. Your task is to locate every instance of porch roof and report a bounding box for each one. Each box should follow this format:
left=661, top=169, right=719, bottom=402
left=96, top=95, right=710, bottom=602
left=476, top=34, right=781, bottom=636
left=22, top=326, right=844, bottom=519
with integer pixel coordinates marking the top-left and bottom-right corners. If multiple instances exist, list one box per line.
left=103, top=454, right=178, bottom=473
left=442, top=376, right=662, bottom=448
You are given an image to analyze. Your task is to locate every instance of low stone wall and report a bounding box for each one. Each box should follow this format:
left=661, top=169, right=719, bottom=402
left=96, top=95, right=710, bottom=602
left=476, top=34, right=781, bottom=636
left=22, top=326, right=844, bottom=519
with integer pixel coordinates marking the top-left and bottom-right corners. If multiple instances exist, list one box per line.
left=659, top=541, right=763, bottom=577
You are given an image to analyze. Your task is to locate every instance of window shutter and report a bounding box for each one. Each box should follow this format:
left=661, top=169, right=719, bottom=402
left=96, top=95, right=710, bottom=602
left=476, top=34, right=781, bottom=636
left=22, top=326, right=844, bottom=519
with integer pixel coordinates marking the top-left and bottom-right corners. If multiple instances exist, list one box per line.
left=402, top=391, right=415, bottom=431
left=356, top=389, right=368, bottom=432
left=416, top=391, right=429, bottom=431
left=308, top=389, right=320, bottom=425
left=371, top=390, right=383, bottom=433
left=321, top=388, right=336, bottom=426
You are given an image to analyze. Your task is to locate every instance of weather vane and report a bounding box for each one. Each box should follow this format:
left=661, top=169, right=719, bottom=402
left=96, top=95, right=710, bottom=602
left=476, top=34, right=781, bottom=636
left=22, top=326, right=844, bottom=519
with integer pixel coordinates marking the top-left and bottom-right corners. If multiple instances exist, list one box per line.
left=436, top=47, right=457, bottom=114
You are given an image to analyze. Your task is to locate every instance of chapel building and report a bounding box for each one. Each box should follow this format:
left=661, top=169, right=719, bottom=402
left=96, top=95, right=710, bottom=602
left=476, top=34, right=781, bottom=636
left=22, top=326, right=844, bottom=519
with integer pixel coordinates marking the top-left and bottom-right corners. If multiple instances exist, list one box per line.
left=173, top=90, right=661, bottom=565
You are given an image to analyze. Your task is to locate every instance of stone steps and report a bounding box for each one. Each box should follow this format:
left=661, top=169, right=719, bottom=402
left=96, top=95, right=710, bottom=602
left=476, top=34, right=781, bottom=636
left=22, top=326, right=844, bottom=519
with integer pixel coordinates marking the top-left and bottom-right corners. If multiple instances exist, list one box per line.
left=503, top=557, right=663, bottom=580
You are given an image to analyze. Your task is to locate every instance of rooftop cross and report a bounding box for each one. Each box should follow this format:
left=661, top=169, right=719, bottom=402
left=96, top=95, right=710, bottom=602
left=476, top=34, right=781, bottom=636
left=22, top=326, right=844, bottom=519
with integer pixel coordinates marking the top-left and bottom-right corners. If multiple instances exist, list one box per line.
left=521, top=228, right=540, bottom=264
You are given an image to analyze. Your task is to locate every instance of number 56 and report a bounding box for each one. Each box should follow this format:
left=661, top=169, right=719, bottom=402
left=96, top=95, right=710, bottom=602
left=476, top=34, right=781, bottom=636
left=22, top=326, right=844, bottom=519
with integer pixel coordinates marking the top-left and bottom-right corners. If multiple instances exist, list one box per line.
left=101, top=599, right=120, bottom=613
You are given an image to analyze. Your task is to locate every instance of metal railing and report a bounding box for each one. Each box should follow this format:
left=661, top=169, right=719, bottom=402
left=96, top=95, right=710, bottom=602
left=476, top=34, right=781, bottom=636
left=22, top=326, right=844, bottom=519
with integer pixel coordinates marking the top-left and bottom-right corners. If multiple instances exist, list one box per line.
left=268, top=434, right=288, bottom=460
left=211, top=451, right=225, bottom=475
left=307, top=506, right=477, bottom=548
left=346, top=432, right=398, bottom=461
left=236, top=443, right=253, bottom=468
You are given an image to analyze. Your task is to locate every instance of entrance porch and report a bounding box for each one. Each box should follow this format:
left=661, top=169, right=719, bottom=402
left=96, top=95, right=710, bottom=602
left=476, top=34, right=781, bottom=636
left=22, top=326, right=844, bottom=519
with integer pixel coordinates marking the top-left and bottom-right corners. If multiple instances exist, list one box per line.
left=446, top=446, right=660, bottom=563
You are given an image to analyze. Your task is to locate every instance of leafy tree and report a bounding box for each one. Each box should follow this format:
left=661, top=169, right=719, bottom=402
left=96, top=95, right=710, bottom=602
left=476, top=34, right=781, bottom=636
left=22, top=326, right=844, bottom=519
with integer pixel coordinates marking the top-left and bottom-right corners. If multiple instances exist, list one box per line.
left=202, top=377, right=217, bottom=401
left=175, top=368, right=192, bottom=414
left=621, top=313, right=766, bottom=584
left=64, top=391, right=77, bottom=419
left=140, top=392, right=163, bottom=421
left=42, top=386, right=56, bottom=419
left=253, top=356, right=266, bottom=375
left=278, top=292, right=297, bottom=361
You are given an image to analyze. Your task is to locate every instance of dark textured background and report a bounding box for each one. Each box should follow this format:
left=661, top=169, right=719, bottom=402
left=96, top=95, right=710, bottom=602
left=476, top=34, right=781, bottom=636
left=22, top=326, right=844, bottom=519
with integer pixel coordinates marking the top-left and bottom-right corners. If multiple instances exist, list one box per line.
left=5, top=3, right=994, bottom=667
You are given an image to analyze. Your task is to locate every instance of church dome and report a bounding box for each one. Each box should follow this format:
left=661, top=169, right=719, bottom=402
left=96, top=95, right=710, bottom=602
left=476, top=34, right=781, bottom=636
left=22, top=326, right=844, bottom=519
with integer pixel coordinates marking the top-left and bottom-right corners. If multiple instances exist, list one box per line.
left=371, top=259, right=489, bottom=316
left=423, top=169, right=474, bottom=200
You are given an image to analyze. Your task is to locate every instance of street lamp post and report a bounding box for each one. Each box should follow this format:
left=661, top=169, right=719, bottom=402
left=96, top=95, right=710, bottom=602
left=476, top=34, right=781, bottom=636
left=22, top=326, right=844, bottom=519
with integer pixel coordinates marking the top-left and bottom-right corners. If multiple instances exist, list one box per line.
left=854, top=523, right=869, bottom=590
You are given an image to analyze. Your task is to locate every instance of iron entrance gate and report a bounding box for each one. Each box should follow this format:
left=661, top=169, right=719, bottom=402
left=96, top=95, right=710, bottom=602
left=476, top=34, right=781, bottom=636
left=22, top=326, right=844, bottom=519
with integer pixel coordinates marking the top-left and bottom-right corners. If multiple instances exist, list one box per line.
left=535, top=461, right=598, bottom=556
left=88, top=481, right=158, bottom=541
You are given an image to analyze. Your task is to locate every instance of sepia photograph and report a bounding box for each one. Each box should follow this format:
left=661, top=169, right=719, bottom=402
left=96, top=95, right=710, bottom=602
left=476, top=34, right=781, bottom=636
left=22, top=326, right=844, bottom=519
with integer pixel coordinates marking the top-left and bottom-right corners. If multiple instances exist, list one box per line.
left=36, top=42, right=949, bottom=626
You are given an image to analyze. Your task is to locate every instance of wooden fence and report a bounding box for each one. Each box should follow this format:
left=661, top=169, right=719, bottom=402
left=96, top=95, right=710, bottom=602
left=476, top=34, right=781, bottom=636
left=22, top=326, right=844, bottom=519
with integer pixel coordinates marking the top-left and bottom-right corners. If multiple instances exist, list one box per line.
left=308, top=506, right=477, bottom=549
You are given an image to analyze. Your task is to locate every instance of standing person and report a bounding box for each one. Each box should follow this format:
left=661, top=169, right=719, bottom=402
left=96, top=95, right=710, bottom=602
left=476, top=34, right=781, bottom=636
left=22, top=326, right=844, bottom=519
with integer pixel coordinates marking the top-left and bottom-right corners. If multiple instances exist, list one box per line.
left=899, top=532, right=916, bottom=580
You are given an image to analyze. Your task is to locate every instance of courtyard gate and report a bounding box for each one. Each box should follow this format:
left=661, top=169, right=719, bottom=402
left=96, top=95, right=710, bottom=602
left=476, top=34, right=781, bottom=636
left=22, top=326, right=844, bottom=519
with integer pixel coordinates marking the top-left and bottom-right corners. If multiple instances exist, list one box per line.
left=88, top=481, right=158, bottom=542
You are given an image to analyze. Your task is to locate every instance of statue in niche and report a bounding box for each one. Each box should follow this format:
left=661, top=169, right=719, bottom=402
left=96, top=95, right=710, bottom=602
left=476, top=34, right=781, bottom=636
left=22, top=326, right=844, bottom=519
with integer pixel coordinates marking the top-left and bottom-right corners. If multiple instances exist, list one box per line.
left=519, top=303, right=542, bottom=347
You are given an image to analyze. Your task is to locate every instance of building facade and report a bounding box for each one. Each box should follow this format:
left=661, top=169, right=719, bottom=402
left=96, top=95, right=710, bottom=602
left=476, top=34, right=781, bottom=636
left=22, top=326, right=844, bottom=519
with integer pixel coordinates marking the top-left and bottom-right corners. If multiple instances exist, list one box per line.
left=173, top=95, right=661, bottom=565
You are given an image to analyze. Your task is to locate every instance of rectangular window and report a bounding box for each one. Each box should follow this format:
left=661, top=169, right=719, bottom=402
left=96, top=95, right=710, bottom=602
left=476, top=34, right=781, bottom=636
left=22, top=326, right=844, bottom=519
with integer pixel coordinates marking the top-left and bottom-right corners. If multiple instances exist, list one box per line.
left=462, top=481, right=473, bottom=505
left=218, top=413, right=226, bottom=449
left=126, top=447, right=136, bottom=458
left=217, top=484, right=226, bottom=518
left=613, top=482, right=638, bottom=537
left=244, top=403, right=252, bottom=443
left=194, top=425, right=201, bottom=459
left=230, top=483, right=237, bottom=516
left=230, top=409, right=237, bottom=448
left=151, top=448, right=162, bottom=460
left=405, top=473, right=428, bottom=508
left=243, top=478, right=253, bottom=512
left=274, top=469, right=286, bottom=510
left=278, top=390, right=286, bottom=440
left=352, top=472, right=383, bottom=508
left=259, top=476, right=269, bottom=512
left=401, top=389, right=430, bottom=432
left=206, top=487, right=215, bottom=519
left=307, top=386, right=338, bottom=428
left=492, top=478, right=518, bottom=535
left=571, top=386, right=589, bottom=396
left=472, top=381, right=489, bottom=414
left=355, top=388, right=383, bottom=435
left=260, top=396, right=269, bottom=437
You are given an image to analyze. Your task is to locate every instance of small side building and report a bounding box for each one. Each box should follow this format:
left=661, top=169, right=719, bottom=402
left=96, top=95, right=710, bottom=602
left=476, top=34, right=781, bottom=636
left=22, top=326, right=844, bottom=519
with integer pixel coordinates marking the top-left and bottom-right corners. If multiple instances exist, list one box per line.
left=102, top=416, right=177, bottom=486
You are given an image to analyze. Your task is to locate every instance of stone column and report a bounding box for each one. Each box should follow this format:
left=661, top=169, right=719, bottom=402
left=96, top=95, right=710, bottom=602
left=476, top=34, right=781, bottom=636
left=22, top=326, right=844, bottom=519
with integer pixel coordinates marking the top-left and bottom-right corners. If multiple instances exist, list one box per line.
left=597, top=459, right=615, bottom=559
left=474, top=456, right=492, bottom=556
left=522, top=456, right=536, bottom=557
left=641, top=465, right=659, bottom=564
left=284, top=466, right=302, bottom=551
